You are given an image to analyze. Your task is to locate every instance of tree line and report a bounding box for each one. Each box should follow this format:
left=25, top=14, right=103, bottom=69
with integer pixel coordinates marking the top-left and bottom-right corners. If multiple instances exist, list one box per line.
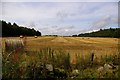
left=1, top=20, right=119, bottom=38
left=73, top=28, right=120, bottom=38
left=1, top=20, right=41, bottom=37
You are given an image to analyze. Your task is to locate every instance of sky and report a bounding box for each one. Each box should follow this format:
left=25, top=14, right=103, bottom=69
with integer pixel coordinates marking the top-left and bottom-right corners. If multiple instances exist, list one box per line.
left=1, top=0, right=119, bottom=36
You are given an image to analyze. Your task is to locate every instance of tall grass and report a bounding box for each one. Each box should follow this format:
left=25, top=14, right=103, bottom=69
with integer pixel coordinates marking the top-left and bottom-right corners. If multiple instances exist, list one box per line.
left=2, top=47, right=119, bottom=79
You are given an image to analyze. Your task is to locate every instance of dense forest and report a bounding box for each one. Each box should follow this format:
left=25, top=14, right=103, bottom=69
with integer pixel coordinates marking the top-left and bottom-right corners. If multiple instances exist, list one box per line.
left=77, top=28, right=120, bottom=38
left=1, top=20, right=41, bottom=37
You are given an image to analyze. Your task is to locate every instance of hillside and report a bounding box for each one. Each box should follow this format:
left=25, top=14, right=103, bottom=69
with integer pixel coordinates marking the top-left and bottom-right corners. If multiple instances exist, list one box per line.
left=77, top=28, right=120, bottom=38
left=1, top=20, right=41, bottom=37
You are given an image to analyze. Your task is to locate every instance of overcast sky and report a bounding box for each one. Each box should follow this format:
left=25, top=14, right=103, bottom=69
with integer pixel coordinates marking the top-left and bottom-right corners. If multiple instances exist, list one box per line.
left=1, top=0, right=119, bottom=36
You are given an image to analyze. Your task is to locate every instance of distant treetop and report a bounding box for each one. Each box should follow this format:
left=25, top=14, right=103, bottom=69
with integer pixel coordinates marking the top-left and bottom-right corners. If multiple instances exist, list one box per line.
left=73, top=28, right=120, bottom=38
left=1, top=20, right=41, bottom=37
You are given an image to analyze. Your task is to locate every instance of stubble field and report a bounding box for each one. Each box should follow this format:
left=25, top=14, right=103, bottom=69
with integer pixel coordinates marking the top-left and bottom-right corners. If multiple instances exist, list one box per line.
left=2, top=36, right=120, bottom=79
left=3, top=36, right=118, bottom=57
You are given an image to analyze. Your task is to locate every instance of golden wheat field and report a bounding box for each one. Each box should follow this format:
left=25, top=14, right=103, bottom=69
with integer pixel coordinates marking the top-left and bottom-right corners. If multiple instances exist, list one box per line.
left=2, top=36, right=119, bottom=58
left=2, top=36, right=120, bottom=79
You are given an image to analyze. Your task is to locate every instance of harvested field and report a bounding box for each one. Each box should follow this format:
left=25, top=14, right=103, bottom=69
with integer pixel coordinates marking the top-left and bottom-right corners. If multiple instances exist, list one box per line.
left=2, top=36, right=119, bottom=79
left=2, top=37, right=118, bottom=55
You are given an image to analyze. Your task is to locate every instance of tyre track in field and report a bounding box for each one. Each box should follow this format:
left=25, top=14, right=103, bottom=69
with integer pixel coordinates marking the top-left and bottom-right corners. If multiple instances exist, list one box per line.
left=51, top=37, right=70, bottom=43
left=50, top=37, right=93, bottom=50
left=64, top=37, right=96, bottom=44
left=74, top=37, right=118, bottom=45
left=29, top=37, right=56, bottom=42
left=26, top=37, right=57, bottom=51
left=72, top=37, right=98, bottom=44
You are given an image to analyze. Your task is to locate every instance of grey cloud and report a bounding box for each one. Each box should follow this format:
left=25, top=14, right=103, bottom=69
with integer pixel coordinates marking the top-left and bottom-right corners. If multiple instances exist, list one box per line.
left=56, top=11, right=69, bottom=22
left=91, top=15, right=111, bottom=29
left=56, top=25, right=74, bottom=31
left=111, top=18, right=118, bottom=24
left=78, top=28, right=91, bottom=33
left=85, top=15, right=118, bottom=33
left=76, top=15, right=117, bottom=34
left=28, top=21, right=36, bottom=28
left=51, top=26, right=58, bottom=28
left=2, top=2, right=117, bottom=35
left=39, top=25, right=76, bottom=35
left=2, top=0, right=119, bottom=2
left=40, top=26, right=50, bottom=30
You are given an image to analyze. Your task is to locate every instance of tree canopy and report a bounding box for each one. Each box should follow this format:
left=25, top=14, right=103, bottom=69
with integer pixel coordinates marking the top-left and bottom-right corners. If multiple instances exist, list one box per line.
left=1, top=20, right=41, bottom=37
left=77, top=28, right=120, bottom=38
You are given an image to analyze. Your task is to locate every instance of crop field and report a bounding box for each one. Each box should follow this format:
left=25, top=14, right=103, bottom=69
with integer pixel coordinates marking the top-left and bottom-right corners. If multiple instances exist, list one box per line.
left=2, top=36, right=118, bottom=58
left=3, top=37, right=118, bottom=52
left=1, top=36, right=120, bottom=79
